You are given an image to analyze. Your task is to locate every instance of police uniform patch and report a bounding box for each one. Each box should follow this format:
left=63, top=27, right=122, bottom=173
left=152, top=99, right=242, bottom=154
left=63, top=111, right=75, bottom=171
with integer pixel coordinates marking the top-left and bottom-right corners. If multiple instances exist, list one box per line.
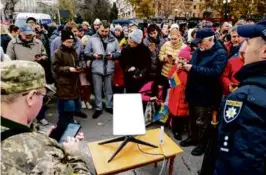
left=223, top=100, right=243, bottom=123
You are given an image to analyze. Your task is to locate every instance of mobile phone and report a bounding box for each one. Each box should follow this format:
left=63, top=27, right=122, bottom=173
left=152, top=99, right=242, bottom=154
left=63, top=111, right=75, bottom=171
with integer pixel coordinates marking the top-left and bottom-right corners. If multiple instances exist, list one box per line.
left=49, top=122, right=81, bottom=143
left=59, top=123, right=81, bottom=143
left=150, top=43, right=155, bottom=48
left=167, top=54, right=173, bottom=59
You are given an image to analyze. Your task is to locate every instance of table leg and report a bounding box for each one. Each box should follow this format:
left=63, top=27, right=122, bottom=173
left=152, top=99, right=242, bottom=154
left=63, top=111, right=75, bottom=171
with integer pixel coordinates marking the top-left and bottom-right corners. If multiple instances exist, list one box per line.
left=168, top=156, right=176, bottom=175
left=154, top=162, right=158, bottom=168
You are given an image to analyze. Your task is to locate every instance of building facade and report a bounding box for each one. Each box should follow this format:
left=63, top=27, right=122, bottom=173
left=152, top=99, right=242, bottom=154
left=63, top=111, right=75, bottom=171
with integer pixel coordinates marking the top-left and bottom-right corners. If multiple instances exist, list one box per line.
left=15, top=0, right=57, bottom=12
left=116, top=0, right=136, bottom=19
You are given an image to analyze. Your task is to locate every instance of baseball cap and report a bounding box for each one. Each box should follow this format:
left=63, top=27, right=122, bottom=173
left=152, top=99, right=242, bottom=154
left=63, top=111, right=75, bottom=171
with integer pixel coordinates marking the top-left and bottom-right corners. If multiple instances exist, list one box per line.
left=1, top=60, right=46, bottom=95
left=20, top=24, right=35, bottom=35
left=192, top=28, right=215, bottom=45
left=237, top=19, right=266, bottom=41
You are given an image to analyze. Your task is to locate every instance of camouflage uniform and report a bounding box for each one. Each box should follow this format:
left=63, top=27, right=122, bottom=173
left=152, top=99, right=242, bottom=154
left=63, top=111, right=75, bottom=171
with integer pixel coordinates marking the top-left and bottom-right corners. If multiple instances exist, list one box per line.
left=1, top=61, right=91, bottom=175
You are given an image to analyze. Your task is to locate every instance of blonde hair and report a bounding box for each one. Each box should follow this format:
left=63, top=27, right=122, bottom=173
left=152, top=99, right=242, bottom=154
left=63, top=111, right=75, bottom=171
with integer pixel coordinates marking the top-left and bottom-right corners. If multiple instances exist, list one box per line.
left=64, top=21, right=78, bottom=30
left=0, top=25, right=13, bottom=38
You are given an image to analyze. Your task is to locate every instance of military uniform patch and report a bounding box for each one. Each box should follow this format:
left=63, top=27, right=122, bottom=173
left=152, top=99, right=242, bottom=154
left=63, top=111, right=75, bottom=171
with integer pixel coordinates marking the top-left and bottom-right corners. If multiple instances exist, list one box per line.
left=224, top=100, right=243, bottom=123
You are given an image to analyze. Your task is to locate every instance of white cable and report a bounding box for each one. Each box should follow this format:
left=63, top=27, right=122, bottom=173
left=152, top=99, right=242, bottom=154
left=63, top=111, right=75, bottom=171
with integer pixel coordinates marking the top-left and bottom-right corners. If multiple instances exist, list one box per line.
left=158, top=156, right=166, bottom=175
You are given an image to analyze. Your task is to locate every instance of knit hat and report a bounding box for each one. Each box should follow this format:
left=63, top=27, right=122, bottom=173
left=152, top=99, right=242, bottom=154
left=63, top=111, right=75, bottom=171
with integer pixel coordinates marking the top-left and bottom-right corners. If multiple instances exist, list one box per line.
left=202, top=20, right=213, bottom=28
left=129, top=29, right=143, bottom=44
left=178, top=46, right=191, bottom=61
left=94, top=18, right=102, bottom=25
left=61, top=30, right=75, bottom=42
left=170, top=23, right=179, bottom=31
left=115, top=24, right=122, bottom=31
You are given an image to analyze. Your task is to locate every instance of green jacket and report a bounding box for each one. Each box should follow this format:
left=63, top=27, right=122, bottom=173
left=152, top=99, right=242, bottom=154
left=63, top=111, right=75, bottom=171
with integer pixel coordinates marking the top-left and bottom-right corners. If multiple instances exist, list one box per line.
left=1, top=117, right=91, bottom=175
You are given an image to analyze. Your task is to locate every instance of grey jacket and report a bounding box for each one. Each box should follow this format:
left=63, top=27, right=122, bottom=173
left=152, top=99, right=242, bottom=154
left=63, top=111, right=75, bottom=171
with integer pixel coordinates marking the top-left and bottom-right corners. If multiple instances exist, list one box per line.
left=50, top=36, right=82, bottom=59
left=84, top=33, right=121, bottom=75
left=143, top=36, right=166, bottom=77
left=6, top=37, right=46, bottom=61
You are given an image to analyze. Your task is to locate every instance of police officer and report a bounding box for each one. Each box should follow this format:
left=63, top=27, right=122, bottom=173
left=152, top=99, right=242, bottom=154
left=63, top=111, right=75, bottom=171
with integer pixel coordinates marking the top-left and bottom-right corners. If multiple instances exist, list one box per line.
left=214, top=20, right=266, bottom=174
left=1, top=61, right=91, bottom=174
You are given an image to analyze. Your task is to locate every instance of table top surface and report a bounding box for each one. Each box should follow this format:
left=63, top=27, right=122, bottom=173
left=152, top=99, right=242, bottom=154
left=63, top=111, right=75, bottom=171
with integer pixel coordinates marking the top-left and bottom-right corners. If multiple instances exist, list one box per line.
left=88, top=128, right=183, bottom=175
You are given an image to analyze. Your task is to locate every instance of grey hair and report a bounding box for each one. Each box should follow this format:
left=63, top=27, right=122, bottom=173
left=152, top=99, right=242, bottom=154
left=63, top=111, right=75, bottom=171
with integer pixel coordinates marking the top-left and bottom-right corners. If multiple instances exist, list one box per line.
left=230, top=26, right=238, bottom=33
left=203, top=35, right=215, bottom=41
left=1, top=94, right=21, bottom=104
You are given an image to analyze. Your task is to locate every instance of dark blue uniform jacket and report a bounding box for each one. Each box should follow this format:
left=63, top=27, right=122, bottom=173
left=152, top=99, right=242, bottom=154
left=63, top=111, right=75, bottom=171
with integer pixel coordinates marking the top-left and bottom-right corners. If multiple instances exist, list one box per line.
left=215, top=61, right=266, bottom=175
left=186, top=41, right=227, bottom=106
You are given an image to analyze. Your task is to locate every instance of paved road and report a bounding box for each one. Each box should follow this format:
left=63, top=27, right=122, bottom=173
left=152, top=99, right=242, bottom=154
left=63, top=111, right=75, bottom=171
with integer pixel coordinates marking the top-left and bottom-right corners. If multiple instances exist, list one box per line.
left=43, top=102, right=203, bottom=175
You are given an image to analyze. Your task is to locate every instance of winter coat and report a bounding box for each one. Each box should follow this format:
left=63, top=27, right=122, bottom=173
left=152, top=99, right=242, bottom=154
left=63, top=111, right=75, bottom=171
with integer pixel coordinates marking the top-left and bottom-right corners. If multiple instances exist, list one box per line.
left=143, top=36, right=167, bottom=79
left=52, top=45, right=80, bottom=100
left=186, top=41, right=227, bottom=106
left=168, top=65, right=189, bottom=117
left=159, top=41, right=186, bottom=77
left=1, top=34, right=12, bottom=53
left=221, top=56, right=244, bottom=96
left=6, top=37, right=46, bottom=61
left=120, top=44, right=151, bottom=93
left=215, top=61, right=266, bottom=175
left=84, top=33, right=121, bottom=75
left=225, top=42, right=240, bottom=59
left=49, top=30, right=59, bottom=44
left=50, top=36, right=82, bottom=59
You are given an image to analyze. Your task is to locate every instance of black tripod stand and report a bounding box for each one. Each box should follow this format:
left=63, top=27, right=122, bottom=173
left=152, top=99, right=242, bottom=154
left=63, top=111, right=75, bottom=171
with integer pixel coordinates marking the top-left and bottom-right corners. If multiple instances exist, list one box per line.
left=98, top=135, right=158, bottom=163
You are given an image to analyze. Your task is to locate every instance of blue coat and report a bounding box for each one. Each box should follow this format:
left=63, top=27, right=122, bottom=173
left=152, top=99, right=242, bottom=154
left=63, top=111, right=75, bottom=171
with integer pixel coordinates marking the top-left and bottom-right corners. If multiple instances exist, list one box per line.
left=185, top=41, right=227, bottom=106
left=215, top=61, right=266, bottom=175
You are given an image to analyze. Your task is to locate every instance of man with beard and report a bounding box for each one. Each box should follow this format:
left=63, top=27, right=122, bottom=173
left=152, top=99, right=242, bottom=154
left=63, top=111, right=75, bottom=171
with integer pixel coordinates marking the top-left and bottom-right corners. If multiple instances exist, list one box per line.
left=84, top=21, right=121, bottom=119
left=143, top=24, right=167, bottom=81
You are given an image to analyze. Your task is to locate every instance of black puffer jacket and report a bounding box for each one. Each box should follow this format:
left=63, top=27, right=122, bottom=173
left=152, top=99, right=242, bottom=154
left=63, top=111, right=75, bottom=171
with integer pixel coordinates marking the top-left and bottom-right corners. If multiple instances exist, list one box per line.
left=120, top=44, right=151, bottom=93
left=1, top=34, right=12, bottom=53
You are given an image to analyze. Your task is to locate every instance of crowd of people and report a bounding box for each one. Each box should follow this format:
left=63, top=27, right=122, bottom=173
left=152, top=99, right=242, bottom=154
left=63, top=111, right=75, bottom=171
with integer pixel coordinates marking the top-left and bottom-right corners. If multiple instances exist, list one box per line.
left=1, top=16, right=266, bottom=175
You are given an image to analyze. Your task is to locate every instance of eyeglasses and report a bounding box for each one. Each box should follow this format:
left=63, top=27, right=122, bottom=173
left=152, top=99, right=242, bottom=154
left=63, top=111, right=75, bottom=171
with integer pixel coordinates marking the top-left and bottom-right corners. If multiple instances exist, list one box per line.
left=22, top=90, right=46, bottom=97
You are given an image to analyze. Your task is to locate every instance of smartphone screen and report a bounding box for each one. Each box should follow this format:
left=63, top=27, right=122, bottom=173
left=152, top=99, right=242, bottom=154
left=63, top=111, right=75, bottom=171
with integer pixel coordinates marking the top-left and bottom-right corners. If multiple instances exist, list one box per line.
left=59, top=123, right=81, bottom=143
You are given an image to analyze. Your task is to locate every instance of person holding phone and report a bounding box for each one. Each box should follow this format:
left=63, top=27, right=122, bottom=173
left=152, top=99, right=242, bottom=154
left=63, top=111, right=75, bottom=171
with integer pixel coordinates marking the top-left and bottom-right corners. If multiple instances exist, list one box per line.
left=53, top=29, right=87, bottom=122
left=159, top=28, right=186, bottom=100
left=143, top=24, right=167, bottom=81
left=84, top=21, right=121, bottom=119
left=1, top=61, right=91, bottom=174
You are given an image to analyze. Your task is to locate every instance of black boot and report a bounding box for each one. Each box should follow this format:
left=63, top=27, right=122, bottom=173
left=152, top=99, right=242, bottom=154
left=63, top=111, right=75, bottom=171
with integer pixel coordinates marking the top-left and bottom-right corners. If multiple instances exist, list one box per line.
left=106, top=108, right=113, bottom=114
left=92, top=110, right=103, bottom=119
left=74, top=111, right=87, bottom=118
left=173, top=132, right=182, bottom=141
left=180, top=138, right=197, bottom=147
left=191, top=145, right=205, bottom=156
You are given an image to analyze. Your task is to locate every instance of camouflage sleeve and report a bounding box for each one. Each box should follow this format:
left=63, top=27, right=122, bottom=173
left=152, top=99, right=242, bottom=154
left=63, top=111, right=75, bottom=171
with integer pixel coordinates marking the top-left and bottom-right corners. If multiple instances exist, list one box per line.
left=1, top=133, right=91, bottom=175
left=29, top=153, right=91, bottom=175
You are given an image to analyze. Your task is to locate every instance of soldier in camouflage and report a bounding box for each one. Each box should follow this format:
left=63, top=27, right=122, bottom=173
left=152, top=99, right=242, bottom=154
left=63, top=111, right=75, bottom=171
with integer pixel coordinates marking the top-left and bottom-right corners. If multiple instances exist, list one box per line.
left=1, top=60, right=91, bottom=175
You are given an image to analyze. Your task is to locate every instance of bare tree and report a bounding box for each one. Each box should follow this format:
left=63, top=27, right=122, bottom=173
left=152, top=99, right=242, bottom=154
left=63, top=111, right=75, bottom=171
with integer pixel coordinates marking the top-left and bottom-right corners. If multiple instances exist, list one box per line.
left=1, top=0, right=20, bottom=20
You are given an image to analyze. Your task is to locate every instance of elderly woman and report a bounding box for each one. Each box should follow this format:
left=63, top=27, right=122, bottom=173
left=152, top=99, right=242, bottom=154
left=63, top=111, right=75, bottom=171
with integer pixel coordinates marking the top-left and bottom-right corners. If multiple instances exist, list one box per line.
left=120, top=29, right=151, bottom=93
left=159, top=28, right=187, bottom=99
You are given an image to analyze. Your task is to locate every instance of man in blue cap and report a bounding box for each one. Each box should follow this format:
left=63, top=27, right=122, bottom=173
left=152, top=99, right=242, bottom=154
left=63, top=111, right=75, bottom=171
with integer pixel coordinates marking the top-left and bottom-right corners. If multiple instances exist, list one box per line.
left=179, top=28, right=228, bottom=156
left=214, top=20, right=266, bottom=175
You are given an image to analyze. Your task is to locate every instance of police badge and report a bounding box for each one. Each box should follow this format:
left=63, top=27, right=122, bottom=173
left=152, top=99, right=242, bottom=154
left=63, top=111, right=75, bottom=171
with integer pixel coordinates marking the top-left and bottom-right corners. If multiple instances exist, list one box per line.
left=224, top=100, right=243, bottom=123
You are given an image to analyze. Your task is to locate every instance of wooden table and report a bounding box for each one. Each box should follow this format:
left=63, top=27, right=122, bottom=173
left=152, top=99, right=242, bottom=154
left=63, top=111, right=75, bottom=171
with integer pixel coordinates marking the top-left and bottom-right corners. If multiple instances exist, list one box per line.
left=88, top=128, right=183, bottom=175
